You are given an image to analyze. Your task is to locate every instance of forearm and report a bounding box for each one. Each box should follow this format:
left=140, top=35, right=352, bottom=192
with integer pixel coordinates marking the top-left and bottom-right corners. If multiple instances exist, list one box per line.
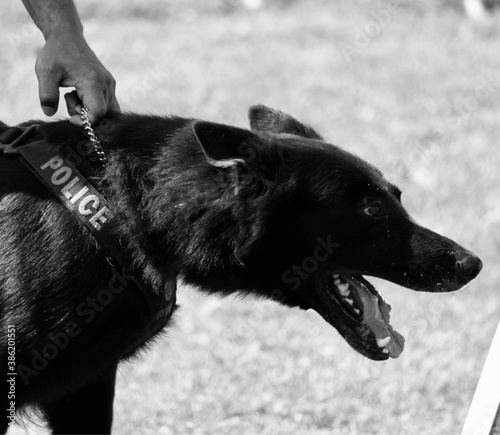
left=21, top=0, right=83, bottom=39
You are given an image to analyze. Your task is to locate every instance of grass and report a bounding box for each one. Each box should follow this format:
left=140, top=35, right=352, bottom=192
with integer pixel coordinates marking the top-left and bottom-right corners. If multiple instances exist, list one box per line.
left=1, top=1, right=500, bottom=434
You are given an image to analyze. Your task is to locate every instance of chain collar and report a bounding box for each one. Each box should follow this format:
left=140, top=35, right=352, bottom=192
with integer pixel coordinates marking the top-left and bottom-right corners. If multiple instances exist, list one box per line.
left=80, top=106, right=108, bottom=167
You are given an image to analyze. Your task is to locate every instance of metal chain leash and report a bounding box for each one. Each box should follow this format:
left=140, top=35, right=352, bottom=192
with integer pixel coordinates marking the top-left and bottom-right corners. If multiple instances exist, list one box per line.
left=80, top=106, right=108, bottom=166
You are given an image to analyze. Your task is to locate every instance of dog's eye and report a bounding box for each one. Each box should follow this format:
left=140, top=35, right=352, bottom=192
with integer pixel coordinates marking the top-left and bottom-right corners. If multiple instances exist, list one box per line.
left=363, top=204, right=381, bottom=217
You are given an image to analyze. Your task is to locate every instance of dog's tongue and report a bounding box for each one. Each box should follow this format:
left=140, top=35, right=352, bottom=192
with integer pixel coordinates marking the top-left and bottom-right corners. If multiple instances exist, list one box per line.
left=344, top=276, right=405, bottom=358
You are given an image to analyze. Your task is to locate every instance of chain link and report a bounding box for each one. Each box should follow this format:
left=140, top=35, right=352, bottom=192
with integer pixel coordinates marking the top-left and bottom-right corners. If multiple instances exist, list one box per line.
left=80, top=106, right=108, bottom=166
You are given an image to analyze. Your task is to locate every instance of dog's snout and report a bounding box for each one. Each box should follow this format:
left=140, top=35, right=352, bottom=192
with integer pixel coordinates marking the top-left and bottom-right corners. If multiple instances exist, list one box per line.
left=455, top=251, right=483, bottom=280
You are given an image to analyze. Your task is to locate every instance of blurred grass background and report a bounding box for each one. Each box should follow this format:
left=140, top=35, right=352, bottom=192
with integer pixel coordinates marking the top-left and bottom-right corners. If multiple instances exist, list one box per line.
left=1, top=0, right=499, bottom=434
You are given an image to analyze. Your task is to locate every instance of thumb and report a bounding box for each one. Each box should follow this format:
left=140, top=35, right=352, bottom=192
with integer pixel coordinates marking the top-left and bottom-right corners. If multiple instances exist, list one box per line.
left=37, top=69, right=61, bottom=117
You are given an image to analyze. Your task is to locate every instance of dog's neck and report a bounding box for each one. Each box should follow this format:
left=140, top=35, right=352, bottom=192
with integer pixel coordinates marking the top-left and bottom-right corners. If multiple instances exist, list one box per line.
left=98, top=116, right=260, bottom=294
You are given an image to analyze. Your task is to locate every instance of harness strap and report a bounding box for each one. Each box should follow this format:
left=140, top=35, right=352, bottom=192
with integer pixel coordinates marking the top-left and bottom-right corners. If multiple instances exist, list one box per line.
left=0, top=125, right=37, bottom=154
left=0, top=127, right=24, bottom=145
left=1, top=125, right=176, bottom=333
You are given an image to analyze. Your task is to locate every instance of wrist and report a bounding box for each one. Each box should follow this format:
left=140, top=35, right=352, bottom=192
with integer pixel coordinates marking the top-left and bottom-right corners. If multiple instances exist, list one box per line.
left=43, top=23, right=84, bottom=41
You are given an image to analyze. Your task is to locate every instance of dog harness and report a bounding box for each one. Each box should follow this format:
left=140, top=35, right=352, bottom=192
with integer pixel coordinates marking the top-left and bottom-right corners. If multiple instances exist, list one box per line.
left=0, top=114, right=176, bottom=336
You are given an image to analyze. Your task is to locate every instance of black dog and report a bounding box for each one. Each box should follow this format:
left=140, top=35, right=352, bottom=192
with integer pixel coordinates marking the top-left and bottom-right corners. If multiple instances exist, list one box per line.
left=0, top=106, right=482, bottom=434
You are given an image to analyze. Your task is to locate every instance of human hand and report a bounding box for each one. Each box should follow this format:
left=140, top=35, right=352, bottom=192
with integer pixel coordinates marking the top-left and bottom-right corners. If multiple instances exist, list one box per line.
left=35, top=30, right=120, bottom=125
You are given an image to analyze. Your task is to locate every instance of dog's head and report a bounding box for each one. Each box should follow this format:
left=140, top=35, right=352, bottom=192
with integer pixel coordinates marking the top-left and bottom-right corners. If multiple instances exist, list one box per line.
left=187, top=105, right=482, bottom=361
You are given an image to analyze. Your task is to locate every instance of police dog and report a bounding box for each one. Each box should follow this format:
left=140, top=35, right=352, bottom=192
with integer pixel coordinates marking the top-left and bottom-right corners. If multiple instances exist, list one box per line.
left=0, top=106, right=482, bottom=434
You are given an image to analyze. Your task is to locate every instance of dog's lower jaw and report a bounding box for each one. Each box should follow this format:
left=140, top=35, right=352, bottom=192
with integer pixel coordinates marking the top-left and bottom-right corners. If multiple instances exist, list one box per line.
left=302, top=275, right=401, bottom=361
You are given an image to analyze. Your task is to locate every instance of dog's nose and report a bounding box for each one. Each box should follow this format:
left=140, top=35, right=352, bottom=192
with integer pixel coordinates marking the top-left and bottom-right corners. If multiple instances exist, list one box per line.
left=456, top=251, right=483, bottom=280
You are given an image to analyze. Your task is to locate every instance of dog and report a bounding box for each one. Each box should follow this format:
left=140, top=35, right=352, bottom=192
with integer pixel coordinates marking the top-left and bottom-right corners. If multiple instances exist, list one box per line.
left=0, top=105, right=482, bottom=434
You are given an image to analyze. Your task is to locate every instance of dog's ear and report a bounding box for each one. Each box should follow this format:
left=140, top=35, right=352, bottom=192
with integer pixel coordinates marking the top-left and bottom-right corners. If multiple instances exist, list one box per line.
left=193, top=121, right=260, bottom=168
left=192, top=121, right=276, bottom=263
left=248, top=105, right=323, bottom=140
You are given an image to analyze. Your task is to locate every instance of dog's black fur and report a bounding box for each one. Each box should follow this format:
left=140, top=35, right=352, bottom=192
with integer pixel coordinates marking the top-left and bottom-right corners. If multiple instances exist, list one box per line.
left=0, top=106, right=481, bottom=434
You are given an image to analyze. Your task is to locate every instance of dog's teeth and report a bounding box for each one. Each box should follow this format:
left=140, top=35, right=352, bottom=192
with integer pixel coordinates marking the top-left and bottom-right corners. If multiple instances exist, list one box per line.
left=376, top=337, right=391, bottom=348
left=353, top=308, right=360, bottom=315
left=344, top=298, right=354, bottom=306
left=339, top=289, right=350, bottom=297
left=340, top=289, right=351, bottom=297
left=382, top=348, right=389, bottom=354
left=333, top=274, right=339, bottom=278
left=338, top=283, right=349, bottom=295
left=334, top=278, right=341, bottom=286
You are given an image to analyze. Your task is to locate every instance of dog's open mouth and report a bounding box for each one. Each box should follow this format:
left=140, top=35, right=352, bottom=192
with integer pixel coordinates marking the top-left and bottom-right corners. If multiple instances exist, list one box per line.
left=310, top=274, right=405, bottom=361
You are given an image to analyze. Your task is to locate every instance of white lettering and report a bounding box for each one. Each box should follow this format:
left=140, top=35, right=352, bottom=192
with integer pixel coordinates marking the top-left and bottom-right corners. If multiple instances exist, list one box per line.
left=89, top=206, right=110, bottom=230
left=41, top=156, right=63, bottom=171
left=79, top=195, right=99, bottom=216
left=51, top=166, right=72, bottom=185
left=61, top=176, right=81, bottom=200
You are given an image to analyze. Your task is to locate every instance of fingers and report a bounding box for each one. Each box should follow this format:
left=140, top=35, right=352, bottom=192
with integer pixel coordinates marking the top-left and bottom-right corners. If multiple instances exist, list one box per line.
left=83, top=91, right=108, bottom=125
left=110, top=95, right=121, bottom=114
left=68, top=76, right=120, bottom=126
left=65, top=91, right=85, bottom=126
left=36, top=68, right=61, bottom=117
left=68, top=89, right=107, bottom=126
left=64, top=90, right=82, bottom=117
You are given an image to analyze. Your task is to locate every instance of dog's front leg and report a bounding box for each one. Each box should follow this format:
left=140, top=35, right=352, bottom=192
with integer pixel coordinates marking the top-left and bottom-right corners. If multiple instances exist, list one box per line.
left=41, top=364, right=117, bottom=434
